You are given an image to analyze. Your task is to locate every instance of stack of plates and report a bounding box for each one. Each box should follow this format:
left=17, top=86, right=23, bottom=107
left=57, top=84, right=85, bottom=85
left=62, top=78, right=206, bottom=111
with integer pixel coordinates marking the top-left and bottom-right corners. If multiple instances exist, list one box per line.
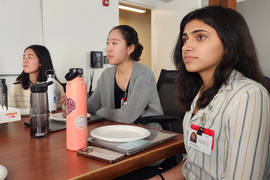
left=90, top=125, right=151, bottom=142
left=50, top=113, right=91, bottom=122
left=0, top=165, right=8, bottom=179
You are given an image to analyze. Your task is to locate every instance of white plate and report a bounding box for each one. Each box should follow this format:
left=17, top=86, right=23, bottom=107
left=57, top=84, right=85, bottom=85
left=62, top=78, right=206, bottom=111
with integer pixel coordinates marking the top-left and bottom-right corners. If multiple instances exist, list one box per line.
left=50, top=112, right=91, bottom=122
left=20, top=109, right=30, bottom=116
left=90, top=125, right=151, bottom=142
left=0, top=165, right=8, bottom=180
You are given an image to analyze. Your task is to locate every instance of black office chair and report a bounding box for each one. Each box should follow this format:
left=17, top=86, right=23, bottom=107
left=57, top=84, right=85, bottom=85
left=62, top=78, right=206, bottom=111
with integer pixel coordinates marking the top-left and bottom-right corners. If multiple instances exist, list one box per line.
left=113, top=69, right=186, bottom=180
left=137, top=69, right=185, bottom=130
left=265, top=76, right=270, bottom=84
left=136, top=69, right=186, bottom=169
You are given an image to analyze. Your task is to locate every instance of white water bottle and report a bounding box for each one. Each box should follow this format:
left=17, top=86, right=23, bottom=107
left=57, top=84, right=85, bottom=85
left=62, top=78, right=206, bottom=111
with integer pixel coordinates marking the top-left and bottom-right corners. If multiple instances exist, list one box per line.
left=46, top=70, right=57, bottom=113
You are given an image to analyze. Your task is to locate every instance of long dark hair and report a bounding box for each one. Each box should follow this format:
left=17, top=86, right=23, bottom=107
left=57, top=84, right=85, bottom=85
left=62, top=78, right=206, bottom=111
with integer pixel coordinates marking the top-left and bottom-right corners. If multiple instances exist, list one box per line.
left=15, top=45, right=56, bottom=89
left=173, top=6, right=270, bottom=111
left=109, top=25, right=143, bottom=61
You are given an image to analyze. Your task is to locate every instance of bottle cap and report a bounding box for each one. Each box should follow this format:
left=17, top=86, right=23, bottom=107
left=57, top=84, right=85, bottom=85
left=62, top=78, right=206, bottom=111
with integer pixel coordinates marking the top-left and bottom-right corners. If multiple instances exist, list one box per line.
left=65, top=68, right=83, bottom=81
left=45, top=69, right=55, bottom=79
left=45, top=69, right=55, bottom=75
left=0, top=79, right=6, bottom=83
left=69, top=68, right=83, bottom=75
left=30, top=81, right=53, bottom=93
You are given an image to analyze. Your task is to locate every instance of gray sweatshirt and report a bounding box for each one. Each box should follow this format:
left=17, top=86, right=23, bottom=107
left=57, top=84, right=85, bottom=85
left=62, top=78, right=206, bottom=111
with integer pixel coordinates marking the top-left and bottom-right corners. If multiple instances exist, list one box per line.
left=87, top=61, right=164, bottom=129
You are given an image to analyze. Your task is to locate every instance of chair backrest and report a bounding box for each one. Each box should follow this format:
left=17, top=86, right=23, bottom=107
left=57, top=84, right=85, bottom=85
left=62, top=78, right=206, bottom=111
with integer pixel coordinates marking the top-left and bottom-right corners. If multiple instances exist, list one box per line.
left=155, top=69, right=186, bottom=168
left=265, top=76, right=270, bottom=84
left=156, top=69, right=185, bottom=133
left=157, top=69, right=179, bottom=116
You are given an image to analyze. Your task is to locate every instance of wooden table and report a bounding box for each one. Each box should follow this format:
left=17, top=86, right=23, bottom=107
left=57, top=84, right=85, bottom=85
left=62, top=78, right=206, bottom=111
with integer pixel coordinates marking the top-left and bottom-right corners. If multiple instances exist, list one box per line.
left=0, top=114, right=184, bottom=180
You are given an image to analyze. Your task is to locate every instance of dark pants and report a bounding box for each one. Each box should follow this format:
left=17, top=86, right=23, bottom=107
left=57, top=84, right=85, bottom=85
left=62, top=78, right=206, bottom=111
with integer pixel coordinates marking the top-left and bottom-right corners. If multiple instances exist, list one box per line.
left=112, top=166, right=164, bottom=180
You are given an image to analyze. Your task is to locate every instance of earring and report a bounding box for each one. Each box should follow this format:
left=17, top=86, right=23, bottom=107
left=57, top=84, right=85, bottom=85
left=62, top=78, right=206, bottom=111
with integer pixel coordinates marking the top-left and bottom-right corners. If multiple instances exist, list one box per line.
left=127, top=53, right=130, bottom=56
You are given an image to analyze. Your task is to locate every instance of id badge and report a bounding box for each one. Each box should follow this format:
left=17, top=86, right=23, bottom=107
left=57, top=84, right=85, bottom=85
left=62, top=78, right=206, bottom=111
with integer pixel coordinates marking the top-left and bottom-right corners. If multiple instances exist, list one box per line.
left=121, top=98, right=127, bottom=108
left=188, top=124, right=214, bottom=155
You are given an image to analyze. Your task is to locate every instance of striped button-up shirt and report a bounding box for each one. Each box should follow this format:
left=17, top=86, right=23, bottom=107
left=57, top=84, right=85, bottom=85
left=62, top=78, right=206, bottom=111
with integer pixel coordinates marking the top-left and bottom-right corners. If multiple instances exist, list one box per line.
left=182, top=70, right=270, bottom=180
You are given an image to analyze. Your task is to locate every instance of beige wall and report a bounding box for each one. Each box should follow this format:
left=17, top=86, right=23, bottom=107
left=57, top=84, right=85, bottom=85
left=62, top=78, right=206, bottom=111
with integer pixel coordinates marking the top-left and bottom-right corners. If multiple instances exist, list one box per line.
left=152, top=0, right=199, bottom=80
left=237, top=0, right=270, bottom=78
left=119, top=9, right=152, bottom=68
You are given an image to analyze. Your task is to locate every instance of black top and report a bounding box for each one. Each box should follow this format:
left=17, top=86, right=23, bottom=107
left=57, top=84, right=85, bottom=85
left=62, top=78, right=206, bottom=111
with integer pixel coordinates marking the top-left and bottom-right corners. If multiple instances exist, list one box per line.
left=114, top=78, right=129, bottom=109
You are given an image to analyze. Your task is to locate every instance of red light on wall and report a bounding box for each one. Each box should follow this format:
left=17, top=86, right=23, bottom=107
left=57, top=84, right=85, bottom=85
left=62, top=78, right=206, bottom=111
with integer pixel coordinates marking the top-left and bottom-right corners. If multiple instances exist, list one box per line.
left=102, top=0, right=109, bottom=6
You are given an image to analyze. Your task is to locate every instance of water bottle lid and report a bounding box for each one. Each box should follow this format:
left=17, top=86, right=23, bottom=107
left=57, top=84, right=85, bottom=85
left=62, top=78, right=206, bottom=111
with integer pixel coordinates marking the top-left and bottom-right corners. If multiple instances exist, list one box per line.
left=70, top=68, right=83, bottom=75
left=30, top=81, right=53, bottom=93
left=45, top=69, right=55, bottom=75
left=0, top=79, right=6, bottom=83
left=65, top=68, right=83, bottom=81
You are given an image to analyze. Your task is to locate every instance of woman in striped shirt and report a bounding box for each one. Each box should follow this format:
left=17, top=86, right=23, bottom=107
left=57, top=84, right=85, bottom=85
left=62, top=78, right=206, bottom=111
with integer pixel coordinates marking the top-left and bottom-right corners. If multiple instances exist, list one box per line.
left=148, top=6, right=270, bottom=180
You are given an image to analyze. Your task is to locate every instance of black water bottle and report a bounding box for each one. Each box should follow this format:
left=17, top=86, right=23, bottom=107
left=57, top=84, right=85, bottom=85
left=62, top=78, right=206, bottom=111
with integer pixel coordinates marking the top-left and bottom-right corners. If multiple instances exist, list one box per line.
left=30, top=81, right=53, bottom=138
left=0, top=79, right=8, bottom=108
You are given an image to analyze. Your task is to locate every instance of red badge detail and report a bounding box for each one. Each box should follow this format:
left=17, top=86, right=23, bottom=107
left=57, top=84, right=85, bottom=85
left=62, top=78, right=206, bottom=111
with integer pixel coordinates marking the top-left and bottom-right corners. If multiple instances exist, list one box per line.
left=66, top=96, right=76, bottom=116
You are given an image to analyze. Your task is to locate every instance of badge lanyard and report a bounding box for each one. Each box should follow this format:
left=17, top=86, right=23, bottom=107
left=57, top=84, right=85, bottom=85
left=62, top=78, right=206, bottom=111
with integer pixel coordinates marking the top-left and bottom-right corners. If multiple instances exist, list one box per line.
left=200, top=113, right=206, bottom=126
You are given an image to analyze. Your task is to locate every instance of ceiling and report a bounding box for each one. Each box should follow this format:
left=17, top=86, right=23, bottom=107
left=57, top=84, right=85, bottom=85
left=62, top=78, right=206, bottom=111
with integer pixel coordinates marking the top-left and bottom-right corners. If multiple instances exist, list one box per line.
left=119, top=0, right=172, bottom=9
left=120, top=0, right=247, bottom=9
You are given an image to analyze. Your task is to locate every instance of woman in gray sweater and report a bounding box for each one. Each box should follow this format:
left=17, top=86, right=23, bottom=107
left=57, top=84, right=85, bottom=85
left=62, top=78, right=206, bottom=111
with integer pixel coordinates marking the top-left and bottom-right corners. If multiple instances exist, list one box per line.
left=87, top=25, right=163, bottom=129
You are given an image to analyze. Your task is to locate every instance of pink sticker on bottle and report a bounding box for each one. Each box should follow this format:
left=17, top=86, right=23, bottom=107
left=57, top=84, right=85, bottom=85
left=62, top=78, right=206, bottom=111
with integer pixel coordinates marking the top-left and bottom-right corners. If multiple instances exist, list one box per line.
left=66, top=96, right=76, bottom=116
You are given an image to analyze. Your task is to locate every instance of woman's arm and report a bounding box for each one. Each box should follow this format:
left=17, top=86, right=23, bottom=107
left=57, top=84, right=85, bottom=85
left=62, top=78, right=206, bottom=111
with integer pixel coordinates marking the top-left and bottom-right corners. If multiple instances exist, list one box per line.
left=225, top=88, right=270, bottom=179
left=87, top=77, right=102, bottom=115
